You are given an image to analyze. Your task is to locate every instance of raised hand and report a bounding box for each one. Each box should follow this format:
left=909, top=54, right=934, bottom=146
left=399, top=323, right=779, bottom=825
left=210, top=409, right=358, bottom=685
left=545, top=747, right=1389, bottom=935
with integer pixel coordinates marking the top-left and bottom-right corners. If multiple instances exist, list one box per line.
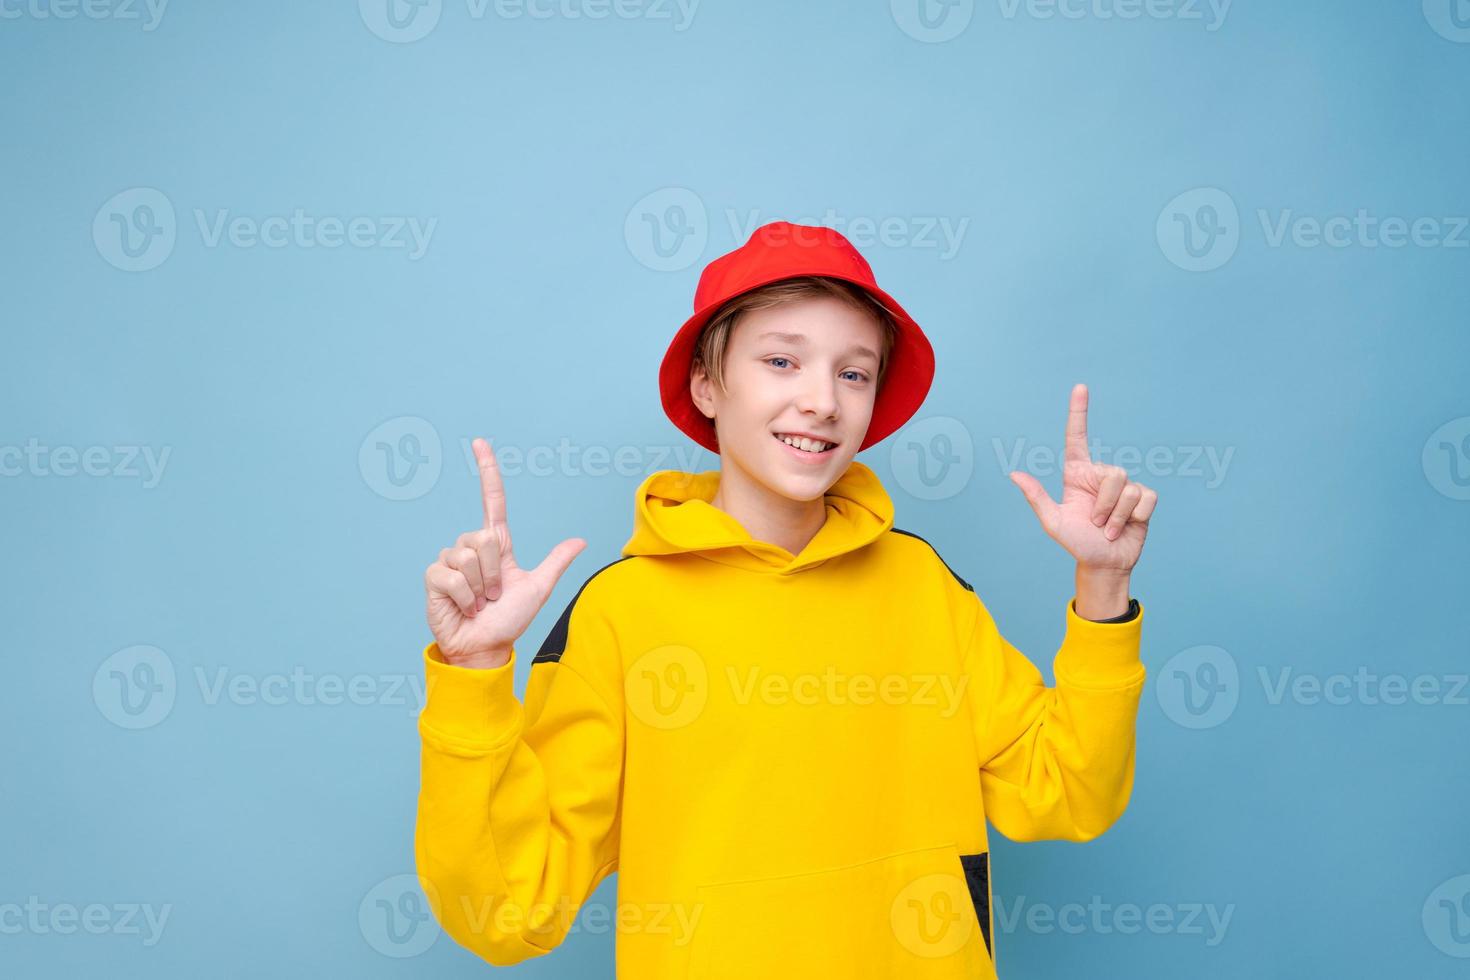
left=423, top=438, right=587, bottom=669
left=1008, top=384, right=1157, bottom=574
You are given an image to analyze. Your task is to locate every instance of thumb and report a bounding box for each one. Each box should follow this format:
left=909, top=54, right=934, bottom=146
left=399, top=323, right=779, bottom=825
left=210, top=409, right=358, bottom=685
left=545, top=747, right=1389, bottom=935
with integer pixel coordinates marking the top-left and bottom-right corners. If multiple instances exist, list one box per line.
left=529, top=537, right=589, bottom=597
left=1008, top=471, right=1059, bottom=533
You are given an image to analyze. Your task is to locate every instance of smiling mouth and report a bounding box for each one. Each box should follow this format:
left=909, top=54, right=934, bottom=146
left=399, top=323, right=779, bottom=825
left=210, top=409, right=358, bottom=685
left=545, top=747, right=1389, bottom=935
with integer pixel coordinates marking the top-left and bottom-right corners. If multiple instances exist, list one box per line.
left=773, top=432, right=838, bottom=454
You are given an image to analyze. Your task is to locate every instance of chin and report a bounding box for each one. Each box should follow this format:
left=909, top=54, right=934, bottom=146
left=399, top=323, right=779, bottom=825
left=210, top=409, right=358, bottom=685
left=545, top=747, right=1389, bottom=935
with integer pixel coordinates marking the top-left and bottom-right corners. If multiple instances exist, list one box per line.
left=758, top=446, right=852, bottom=500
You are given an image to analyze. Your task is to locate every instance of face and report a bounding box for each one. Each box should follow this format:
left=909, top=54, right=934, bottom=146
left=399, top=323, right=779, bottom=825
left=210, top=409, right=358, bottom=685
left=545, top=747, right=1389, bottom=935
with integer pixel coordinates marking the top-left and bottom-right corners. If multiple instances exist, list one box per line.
left=690, top=294, right=883, bottom=502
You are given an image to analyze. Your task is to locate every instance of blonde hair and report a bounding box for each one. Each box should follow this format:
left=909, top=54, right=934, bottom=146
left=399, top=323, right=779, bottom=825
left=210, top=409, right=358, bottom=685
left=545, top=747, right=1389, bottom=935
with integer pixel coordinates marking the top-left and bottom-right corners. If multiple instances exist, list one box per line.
left=690, top=275, right=898, bottom=395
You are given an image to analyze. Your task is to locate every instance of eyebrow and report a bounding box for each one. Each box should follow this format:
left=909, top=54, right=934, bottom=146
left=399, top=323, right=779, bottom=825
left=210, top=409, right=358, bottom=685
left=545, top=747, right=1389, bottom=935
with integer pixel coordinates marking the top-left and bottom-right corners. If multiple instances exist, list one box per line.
left=757, top=331, right=880, bottom=363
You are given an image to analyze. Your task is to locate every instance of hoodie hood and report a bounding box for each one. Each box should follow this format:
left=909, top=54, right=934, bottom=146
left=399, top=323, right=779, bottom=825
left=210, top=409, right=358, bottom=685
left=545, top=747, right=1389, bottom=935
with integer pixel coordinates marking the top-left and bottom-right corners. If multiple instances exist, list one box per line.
left=622, top=459, right=895, bottom=575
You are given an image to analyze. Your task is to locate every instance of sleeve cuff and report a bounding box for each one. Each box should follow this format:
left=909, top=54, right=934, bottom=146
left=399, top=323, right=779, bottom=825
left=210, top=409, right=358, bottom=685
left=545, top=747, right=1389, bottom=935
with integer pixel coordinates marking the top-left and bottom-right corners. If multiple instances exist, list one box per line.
left=420, top=641, right=525, bottom=747
left=1054, top=598, right=1146, bottom=688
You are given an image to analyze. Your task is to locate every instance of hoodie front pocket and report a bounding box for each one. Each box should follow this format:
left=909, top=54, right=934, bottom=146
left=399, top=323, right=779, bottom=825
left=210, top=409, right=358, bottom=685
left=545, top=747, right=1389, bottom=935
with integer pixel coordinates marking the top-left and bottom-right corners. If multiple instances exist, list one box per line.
left=685, top=842, right=995, bottom=980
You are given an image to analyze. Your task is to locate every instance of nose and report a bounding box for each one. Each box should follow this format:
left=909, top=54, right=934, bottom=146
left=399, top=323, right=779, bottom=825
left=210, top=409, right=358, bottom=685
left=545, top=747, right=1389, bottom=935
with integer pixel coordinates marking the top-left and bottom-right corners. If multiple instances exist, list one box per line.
left=794, top=370, right=839, bottom=422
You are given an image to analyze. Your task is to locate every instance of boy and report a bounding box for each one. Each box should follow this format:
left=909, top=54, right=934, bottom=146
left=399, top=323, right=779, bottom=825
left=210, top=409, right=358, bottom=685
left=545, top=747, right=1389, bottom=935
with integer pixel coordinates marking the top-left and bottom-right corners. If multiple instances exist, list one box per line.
left=416, top=221, right=1155, bottom=978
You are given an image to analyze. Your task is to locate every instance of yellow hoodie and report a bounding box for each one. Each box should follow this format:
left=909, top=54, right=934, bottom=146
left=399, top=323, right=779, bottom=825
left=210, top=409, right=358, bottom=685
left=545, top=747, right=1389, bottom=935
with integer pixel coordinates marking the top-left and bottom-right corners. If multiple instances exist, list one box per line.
left=415, top=459, right=1146, bottom=978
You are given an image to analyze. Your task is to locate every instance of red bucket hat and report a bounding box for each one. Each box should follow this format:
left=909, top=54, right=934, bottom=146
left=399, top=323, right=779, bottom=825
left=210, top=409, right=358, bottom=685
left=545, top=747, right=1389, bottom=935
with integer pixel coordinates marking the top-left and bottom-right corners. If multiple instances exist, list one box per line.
left=658, top=220, right=935, bottom=454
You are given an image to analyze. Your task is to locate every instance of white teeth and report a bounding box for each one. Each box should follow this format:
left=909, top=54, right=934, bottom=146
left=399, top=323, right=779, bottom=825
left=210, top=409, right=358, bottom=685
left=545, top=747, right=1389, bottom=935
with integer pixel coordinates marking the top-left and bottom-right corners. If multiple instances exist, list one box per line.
left=776, top=433, right=831, bottom=453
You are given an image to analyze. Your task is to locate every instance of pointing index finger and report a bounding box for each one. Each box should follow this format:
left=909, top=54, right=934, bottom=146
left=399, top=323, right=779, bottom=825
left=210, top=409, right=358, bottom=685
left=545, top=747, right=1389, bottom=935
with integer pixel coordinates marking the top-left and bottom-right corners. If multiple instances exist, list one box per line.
left=1064, top=383, right=1091, bottom=465
left=473, top=437, right=508, bottom=529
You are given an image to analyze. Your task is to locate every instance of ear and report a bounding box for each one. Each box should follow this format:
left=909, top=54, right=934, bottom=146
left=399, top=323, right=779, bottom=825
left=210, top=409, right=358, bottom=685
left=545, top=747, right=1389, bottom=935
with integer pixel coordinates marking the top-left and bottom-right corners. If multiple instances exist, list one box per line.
left=689, top=362, right=716, bottom=421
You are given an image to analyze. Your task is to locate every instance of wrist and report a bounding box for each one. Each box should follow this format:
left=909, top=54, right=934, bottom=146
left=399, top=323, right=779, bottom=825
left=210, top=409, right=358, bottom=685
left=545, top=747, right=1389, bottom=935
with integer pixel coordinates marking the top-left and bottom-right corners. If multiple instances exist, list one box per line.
left=1074, top=565, right=1131, bottom=620
left=440, top=643, right=514, bottom=671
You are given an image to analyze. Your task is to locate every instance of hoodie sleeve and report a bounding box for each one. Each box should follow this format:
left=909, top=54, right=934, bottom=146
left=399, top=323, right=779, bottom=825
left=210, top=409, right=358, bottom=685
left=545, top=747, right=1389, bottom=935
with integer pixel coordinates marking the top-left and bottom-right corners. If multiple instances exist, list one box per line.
left=965, top=594, right=1146, bottom=843
left=414, top=592, right=624, bottom=966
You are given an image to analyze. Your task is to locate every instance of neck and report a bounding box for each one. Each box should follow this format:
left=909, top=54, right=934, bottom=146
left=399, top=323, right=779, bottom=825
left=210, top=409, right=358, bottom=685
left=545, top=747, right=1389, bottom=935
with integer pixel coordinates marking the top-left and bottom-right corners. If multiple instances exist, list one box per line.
left=708, top=456, right=829, bottom=557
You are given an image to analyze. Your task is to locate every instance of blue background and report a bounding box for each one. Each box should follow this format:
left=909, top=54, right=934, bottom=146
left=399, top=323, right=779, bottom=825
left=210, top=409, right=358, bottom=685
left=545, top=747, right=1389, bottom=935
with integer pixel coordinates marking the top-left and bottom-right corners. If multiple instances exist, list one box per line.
left=3, top=0, right=1468, bottom=976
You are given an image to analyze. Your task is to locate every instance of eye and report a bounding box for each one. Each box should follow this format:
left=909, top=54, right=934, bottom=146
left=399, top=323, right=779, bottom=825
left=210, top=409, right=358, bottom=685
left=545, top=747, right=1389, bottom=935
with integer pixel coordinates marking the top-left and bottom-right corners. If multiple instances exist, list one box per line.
left=840, top=370, right=869, bottom=383
left=766, top=357, right=792, bottom=369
